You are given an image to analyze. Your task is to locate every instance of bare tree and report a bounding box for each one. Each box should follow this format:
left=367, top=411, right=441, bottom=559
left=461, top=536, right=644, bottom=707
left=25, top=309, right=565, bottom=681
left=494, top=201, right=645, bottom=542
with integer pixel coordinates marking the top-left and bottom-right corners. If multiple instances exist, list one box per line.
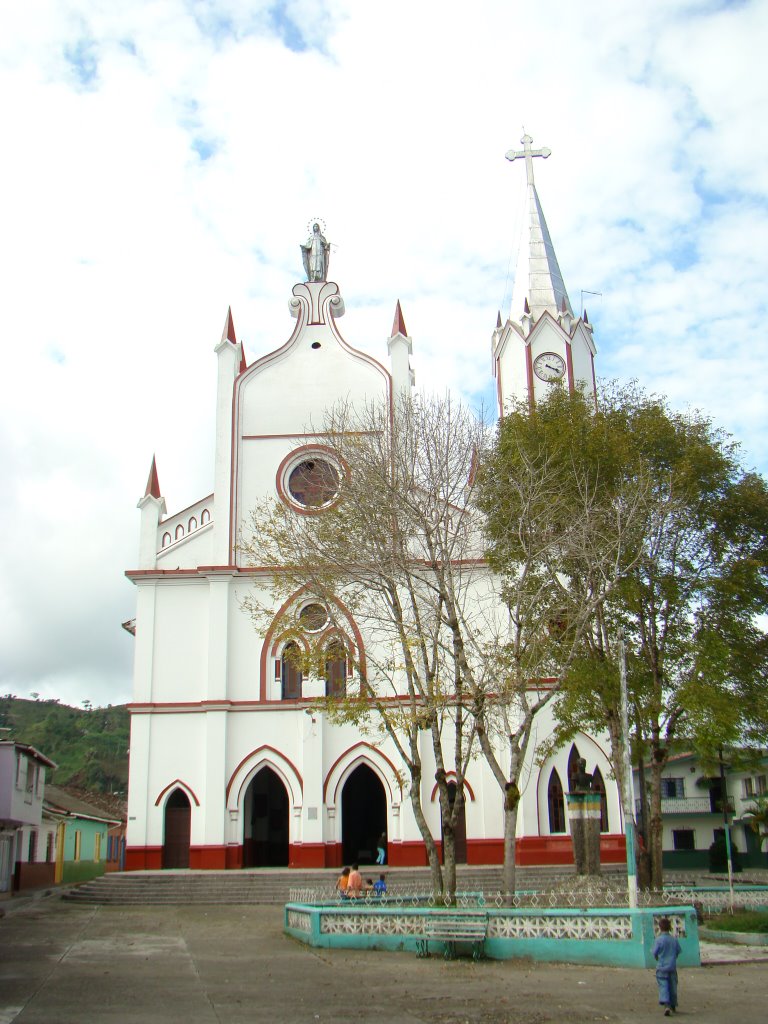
left=241, top=394, right=490, bottom=900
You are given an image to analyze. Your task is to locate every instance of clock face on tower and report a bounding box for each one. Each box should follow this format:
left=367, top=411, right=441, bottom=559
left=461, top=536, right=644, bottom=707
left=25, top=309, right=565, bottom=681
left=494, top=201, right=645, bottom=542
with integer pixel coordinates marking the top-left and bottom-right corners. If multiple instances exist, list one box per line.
left=533, top=351, right=566, bottom=382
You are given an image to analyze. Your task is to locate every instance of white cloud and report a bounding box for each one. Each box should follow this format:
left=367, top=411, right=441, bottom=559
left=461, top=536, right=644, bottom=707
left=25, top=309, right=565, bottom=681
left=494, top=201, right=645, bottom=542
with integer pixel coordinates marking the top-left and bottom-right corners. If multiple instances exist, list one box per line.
left=0, top=0, right=766, bottom=706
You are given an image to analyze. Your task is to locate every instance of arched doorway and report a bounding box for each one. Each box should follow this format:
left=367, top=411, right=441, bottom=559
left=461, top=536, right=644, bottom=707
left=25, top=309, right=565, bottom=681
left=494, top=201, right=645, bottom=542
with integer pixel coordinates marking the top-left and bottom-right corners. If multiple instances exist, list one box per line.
left=341, top=764, right=386, bottom=865
left=442, top=781, right=467, bottom=864
left=243, top=767, right=289, bottom=867
left=162, top=789, right=191, bottom=868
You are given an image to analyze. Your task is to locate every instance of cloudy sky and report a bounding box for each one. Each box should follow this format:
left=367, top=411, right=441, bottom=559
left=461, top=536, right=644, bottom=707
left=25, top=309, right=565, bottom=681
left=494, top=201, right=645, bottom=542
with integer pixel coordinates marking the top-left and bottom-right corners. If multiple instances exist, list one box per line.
left=1, top=0, right=766, bottom=710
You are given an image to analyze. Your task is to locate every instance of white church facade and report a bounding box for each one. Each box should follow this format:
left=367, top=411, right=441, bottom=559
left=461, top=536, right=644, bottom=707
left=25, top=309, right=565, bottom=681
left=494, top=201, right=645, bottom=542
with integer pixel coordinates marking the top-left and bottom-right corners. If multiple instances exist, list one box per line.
left=124, top=138, right=625, bottom=872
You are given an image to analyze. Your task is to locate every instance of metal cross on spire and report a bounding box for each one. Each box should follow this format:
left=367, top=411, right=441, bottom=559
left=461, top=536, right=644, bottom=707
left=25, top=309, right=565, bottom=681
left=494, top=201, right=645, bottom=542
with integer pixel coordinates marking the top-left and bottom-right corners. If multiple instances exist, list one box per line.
left=505, top=132, right=551, bottom=186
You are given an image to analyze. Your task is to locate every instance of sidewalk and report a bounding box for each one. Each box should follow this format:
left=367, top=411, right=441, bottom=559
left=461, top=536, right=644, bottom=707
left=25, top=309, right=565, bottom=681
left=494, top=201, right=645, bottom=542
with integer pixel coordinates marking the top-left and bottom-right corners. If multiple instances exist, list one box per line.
left=1, top=895, right=767, bottom=1024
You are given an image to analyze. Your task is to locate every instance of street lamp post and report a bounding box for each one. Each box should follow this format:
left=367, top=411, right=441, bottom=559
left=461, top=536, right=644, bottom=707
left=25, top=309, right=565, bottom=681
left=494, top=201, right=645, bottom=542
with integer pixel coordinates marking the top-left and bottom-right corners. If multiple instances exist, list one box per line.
left=618, top=634, right=638, bottom=908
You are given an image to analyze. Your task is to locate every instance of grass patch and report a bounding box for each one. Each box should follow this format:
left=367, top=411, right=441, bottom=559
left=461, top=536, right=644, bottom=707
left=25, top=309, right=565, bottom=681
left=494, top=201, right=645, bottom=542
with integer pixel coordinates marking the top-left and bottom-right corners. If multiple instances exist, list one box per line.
left=706, top=911, right=768, bottom=933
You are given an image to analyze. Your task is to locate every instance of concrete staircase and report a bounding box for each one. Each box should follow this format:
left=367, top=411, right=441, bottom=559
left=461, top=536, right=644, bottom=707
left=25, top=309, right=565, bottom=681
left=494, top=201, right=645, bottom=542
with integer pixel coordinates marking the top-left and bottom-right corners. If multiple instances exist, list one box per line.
left=64, top=864, right=618, bottom=906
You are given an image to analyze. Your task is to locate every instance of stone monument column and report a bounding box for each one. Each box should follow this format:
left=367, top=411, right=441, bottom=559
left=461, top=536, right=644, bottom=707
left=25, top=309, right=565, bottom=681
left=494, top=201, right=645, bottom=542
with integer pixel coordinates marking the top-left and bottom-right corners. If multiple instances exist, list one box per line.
left=567, top=759, right=602, bottom=876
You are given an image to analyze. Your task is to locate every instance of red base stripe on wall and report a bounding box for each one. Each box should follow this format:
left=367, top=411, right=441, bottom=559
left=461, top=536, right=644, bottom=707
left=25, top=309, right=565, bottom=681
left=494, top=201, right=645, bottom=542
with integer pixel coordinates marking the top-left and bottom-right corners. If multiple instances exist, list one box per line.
left=124, top=835, right=626, bottom=871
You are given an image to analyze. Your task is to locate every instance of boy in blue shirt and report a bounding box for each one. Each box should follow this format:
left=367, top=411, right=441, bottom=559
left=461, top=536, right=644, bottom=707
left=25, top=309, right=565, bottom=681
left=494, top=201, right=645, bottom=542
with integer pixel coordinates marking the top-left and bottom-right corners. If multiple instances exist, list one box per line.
left=652, top=917, right=682, bottom=1015
left=373, top=874, right=387, bottom=896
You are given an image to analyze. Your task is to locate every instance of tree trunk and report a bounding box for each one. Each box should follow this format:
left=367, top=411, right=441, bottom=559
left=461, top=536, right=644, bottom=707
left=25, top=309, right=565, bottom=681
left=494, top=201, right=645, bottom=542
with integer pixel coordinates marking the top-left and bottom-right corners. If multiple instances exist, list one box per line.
left=648, top=753, right=664, bottom=889
left=408, top=772, right=443, bottom=895
left=442, top=819, right=456, bottom=906
left=502, top=802, right=518, bottom=904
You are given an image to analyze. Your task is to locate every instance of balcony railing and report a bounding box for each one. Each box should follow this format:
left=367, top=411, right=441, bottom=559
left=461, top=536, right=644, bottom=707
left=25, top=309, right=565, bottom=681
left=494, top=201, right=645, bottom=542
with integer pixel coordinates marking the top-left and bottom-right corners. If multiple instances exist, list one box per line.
left=635, top=796, right=734, bottom=816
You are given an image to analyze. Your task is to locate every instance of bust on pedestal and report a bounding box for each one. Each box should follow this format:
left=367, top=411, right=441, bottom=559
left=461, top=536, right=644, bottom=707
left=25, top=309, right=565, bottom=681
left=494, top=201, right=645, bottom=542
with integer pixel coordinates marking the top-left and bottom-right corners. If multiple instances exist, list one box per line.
left=566, top=759, right=602, bottom=876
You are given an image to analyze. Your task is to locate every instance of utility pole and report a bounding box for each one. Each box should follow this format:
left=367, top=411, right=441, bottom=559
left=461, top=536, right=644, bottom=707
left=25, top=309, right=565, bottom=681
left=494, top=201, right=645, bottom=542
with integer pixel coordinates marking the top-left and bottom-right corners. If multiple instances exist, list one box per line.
left=618, top=633, right=638, bottom=908
left=718, top=748, right=735, bottom=913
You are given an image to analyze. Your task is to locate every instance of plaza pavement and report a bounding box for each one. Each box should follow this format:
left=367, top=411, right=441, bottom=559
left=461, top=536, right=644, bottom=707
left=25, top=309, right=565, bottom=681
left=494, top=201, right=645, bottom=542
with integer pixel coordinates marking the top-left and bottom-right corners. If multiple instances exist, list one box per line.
left=1, top=892, right=766, bottom=1024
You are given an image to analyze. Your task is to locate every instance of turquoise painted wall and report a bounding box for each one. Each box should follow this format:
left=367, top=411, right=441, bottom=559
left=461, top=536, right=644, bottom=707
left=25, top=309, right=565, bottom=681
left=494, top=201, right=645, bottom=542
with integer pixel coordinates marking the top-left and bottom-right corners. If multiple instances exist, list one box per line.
left=61, top=818, right=109, bottom=884
left=284, top=903, right=700, bottom=969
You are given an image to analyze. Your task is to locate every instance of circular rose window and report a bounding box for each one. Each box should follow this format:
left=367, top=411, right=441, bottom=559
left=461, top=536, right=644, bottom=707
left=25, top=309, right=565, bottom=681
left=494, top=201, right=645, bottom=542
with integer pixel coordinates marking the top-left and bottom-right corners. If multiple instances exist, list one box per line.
left=287, top=457, right=340, bottom=508
left=299, top=603, right=328, bottom=632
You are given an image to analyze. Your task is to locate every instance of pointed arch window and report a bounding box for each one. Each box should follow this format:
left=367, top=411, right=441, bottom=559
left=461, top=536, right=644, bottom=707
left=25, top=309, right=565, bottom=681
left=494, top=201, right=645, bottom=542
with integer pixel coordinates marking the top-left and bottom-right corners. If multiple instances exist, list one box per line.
left=281, top=641, right=302, bottom=700
left=592, top=766, right=609, bottom=832
left=325, top=640, right=347, bottom=698
left=567, top=744, right=581, bottom=795
left=548, top=769, right=566, bottom=833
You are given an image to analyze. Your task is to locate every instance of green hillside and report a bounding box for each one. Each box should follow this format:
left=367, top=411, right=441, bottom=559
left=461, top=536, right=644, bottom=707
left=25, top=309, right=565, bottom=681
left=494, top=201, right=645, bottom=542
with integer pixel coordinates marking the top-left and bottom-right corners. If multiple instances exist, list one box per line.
left=0, top=696, right=129, bottom=795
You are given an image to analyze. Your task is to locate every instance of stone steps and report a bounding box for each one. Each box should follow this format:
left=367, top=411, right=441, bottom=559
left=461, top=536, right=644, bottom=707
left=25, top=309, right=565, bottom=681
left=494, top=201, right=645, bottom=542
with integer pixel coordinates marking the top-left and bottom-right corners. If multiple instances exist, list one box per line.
left=64, top=864, right=617, bottom=905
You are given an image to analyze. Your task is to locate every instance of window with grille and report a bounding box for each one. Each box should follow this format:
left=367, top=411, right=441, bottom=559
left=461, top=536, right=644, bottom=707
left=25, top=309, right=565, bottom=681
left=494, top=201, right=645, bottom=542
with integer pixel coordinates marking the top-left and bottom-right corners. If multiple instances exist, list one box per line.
left=672, top=829, right=695, bottom=851
left=661, top=777, right=685, bottom=799
left=281, top=642, right=302, bottom=700
left=325, top=641, right=347, bottom=698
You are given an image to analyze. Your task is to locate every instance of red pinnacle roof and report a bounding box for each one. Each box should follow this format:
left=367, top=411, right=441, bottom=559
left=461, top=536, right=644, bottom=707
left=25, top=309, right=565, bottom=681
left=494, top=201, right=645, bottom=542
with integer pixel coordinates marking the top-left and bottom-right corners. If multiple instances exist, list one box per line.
left=496, top=311, right=502, bottom=329
left=391, top=300, right=408, bottom=338
left=240, top=346, right=248, bottom=373
left=145, top=455, right=161, bottom=499
left=222, top=306, right=237, bottom=345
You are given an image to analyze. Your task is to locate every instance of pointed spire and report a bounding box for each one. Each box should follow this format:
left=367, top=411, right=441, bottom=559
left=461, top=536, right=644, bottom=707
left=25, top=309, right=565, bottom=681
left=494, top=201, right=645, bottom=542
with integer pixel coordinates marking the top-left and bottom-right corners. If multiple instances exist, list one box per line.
left=496, top=311, right=502, bottom=329
left=506, top=134, right=573, bottom=324
left=222, top=307, right=237, bottom=345
left=391, top=300, right=408, bottom=338
left=239, top=345, right=248, bottom=374
left=523, top=298, right=530, bottom=315
left=583, top=309, right=589, bottom=325
left=144, top=455, right=161, bottom=500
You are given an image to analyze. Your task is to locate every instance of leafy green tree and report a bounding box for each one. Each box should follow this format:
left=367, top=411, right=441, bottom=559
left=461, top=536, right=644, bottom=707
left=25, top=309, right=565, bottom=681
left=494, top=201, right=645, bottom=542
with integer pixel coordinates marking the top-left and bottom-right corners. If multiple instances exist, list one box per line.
left=548, top=384, right=768, bottom=887
left=478, top=386, right=657, bottom=892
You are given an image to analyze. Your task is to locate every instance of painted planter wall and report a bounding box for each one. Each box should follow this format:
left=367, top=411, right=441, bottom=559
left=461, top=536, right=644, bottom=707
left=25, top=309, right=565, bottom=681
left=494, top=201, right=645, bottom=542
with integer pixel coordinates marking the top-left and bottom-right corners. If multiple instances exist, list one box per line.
left=284, top=903, right=700, bottom=969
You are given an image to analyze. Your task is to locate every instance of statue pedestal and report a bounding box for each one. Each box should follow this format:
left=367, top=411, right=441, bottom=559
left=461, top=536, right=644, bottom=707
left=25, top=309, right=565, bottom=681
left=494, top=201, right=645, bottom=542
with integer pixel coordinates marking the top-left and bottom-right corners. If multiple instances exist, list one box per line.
left=567, top=793, right=602, bottom=876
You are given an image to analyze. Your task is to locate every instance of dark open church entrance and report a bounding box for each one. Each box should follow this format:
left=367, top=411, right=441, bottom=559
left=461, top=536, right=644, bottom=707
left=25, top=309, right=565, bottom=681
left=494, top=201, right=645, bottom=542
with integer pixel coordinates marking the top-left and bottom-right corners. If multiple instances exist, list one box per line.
left=341, top=764, right=386, bottom=865
left=243, top=767, right=289, bottom=867
left=162, top=789, right=191, bottom=868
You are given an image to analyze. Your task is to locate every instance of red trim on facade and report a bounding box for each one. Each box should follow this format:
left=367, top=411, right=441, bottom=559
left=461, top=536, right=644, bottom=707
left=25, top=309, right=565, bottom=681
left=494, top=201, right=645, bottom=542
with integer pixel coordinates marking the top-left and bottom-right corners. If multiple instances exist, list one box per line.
left=225, top=845, right=243, bottom=869
left=126, top=835, right=626, bottom=871
left=289, top=843, right=329, bottom=868
left=466, top=839, right=504, bottom=865
left=391, top=299, right=408, bottom=339
left=274, top=444, right=350, bottom=517
left=322, top=741, right=403, bottom=804
left=125, top=846, right=163, bottom=871
left=515, top=834, right=626, bottom=866
left=259, top=586, right=367, bottom=702
left=386, top=841, right=430, bottom=867
left=189, top=845, right=228, bottom=870
left=154, top=779, right=201, bottom=807
left=429, top=775, right=476, bottom=802
left=145, top=455, right=162, bottom=499
left=565, top=340, right=575, bottom=393
left=225, top=744, right=304, bottom=804
left=525, top=343, right=535, bottom=411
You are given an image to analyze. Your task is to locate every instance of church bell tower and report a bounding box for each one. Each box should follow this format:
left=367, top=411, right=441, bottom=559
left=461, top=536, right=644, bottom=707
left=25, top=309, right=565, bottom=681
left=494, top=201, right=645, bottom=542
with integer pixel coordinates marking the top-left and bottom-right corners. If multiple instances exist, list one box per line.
left=492, top=134, right=597, bottom=414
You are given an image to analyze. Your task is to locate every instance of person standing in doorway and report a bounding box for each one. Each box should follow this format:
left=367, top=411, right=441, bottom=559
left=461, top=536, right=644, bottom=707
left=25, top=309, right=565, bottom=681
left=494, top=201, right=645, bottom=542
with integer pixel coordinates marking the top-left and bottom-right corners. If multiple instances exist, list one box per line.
left=652, top=918, right=682, bottom=1015
left=376, top=832, right=387, bottom=865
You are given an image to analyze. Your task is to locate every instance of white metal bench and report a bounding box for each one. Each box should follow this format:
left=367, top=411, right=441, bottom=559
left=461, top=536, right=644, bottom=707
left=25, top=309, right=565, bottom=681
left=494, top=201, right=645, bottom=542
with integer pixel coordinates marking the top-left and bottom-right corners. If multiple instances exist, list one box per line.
left=416, top=911, right=488, bottom=959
